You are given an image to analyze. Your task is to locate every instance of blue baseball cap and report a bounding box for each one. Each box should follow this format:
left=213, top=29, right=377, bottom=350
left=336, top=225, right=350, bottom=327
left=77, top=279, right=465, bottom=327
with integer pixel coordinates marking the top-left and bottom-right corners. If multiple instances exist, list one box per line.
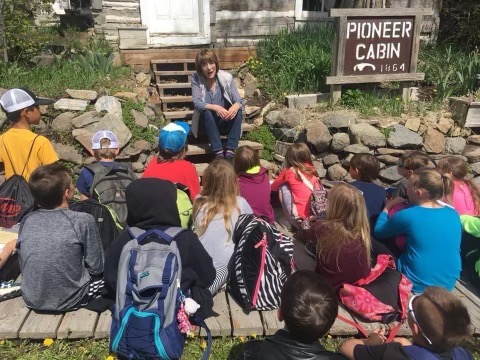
left=158, top=121, right=190, bottom=153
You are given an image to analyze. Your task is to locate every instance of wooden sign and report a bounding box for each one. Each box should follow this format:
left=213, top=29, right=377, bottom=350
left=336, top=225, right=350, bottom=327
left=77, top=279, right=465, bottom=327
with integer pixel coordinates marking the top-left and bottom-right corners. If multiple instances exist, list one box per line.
left=327, top=8, right=433, bottom=103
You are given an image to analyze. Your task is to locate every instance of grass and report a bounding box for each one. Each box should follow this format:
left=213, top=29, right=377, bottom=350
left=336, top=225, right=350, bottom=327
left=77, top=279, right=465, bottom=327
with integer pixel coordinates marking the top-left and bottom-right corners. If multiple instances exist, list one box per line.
left=0, top=336, right=478, bottom=360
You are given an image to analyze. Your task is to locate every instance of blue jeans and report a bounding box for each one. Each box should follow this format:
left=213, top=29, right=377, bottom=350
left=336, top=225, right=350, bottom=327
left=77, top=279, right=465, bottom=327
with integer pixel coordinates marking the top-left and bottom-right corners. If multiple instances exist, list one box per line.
left=202, top=109, right=242, bottom=152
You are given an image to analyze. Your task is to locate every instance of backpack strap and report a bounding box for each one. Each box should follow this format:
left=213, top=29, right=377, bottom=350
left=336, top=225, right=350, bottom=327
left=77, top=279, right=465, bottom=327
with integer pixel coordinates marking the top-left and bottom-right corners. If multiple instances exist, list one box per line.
left=192, top=314, right=213, bottom=360
left=2, top=134, right=40, bottom=176
left=336, top=314, right=369, bottom=338
left=297, top=171, right=316, bottom=192
left=127, top=226, right=186, bottom=245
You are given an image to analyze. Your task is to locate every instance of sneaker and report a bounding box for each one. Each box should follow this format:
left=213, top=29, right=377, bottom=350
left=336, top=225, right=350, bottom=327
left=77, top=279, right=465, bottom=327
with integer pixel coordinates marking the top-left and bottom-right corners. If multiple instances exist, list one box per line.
left=0, top=281, right=21, bottom=301
left=224, top=149, right=235, bottom=159
left=304, top=241, right=317, bottom=259
left=214, top=150, right=224, bottom=159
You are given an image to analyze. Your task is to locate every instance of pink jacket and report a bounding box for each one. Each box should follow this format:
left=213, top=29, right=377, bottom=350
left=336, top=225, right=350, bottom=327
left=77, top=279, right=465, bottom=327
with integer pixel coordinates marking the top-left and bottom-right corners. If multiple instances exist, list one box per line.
left=450, top=180, right=479, bottom=216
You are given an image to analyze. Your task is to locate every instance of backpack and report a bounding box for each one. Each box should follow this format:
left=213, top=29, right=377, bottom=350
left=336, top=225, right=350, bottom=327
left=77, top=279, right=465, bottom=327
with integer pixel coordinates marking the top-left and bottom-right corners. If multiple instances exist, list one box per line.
left=297, top=171, right=327, bottom=231
left=228, top=214, right=294, bottom=311
left=403, top=345, right=472, bottom=360
left=0, top=135, right=39, bottom=228
left=175, top=183, right=193, bottom=229
left=337, top=254, right=412, bottom=339
left=86, top=162, right=136, bottom=230
left=461, top=232, right=480, bottom=290
left=110, top=226, right=212, bottom=360
left=69, top=199, right=119, bottom=251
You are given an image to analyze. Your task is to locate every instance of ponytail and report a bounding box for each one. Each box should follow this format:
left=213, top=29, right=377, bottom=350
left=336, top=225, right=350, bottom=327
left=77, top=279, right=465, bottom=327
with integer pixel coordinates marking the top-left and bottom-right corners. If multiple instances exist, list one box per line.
left=440, top=173, right=454, bottom=200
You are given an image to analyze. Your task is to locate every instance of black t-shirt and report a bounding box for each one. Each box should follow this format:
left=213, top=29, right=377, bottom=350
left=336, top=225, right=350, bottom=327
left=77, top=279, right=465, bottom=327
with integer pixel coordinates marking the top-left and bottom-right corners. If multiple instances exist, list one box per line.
left=354, top=343, right=472, bottom=360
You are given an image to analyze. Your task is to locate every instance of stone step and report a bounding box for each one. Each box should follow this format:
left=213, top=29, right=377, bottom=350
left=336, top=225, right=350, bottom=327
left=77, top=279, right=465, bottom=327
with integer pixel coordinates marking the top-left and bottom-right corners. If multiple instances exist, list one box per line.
left=186, top=140, right=263, bottom=156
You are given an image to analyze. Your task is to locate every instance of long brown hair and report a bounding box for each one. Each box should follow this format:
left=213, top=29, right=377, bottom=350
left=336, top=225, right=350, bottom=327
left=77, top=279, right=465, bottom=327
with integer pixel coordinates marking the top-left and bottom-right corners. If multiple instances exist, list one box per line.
left=284, top=142, right=318, bottom=179
left=437, top=156, right=480, bottom=210
left=193, top=159, right=239, bottom=242
left=316, top=183, right=371, bottom=267
left=233, top=145, right=260, bottom=174
left=411, top=168, right=454, bottom=201
left=195, top=49, right=220, bottom=76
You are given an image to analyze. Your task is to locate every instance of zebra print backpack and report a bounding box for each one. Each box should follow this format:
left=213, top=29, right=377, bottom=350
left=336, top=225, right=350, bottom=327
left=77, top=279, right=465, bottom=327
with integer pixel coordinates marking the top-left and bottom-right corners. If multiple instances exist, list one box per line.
left=228, top=214, right=294, bottom=311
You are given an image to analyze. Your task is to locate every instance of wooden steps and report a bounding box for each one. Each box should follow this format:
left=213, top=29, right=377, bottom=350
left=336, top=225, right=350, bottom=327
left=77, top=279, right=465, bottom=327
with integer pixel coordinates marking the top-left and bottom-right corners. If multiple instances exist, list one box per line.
left=187, top=140, right=263, bottom=157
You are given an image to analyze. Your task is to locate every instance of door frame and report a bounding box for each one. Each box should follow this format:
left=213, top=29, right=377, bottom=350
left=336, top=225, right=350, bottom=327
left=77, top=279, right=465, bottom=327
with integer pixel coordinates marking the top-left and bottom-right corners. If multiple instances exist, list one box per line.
left=139, top=0, right=211, bottom=46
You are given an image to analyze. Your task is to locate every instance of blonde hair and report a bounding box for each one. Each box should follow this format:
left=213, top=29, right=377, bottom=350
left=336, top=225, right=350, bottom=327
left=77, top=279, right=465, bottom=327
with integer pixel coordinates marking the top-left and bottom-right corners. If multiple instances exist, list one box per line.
left=93, top=138, right=117, bottom=160
left=316, top=183, right=371, bottom=267
left=285, top=143, right=318, bottom=178
left=193, top=159, right=239, bottom=242
left=437, top=156, right=480, bottom=211
left=411, top=168, right=454, bottom=201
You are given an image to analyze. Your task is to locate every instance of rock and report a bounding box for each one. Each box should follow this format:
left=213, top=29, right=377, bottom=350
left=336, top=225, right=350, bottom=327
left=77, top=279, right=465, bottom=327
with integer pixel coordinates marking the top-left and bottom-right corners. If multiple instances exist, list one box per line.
left=271, top=128, right=304, bottom=142
left=470, top=162, right=480, bottom=176
left=405, top=117, right=421, bottom=132
left=423, top=127, right=445, bottom=154
left=343, top=153, right=354, bottom=167
left=387, top=124, right=423, bottom=149
left=323, top=154, right=339, bottom=167
left=349, top=123, right=386, bottom=148
left=245, top=105, right=261, bottom=119
left=86, top=113, right=131, bottom=148
left=377, top=117, right=400, bottom=129
left=238, top=88, right=245, bottom=98
left=134, top=139, right=152, bottom=152
left=377, top=148, right=405, bottom=156
left=463, top=145, right=480, bottom=163
left=379, top=166, right=403, bottom=182
left=138, top=153, right=148, bottom=164
left=132, top=65, right=150, bottom=74
left=132, top=162, right=145, bottom=173
left=253, top=116, right=264, bottom=127
left=451, top=126, right=462, bottom=137
left=0, top=111, right=6, bottom=129
left=51, top=112, right=76, bottom=131
left=143, top=106, right=155, bottom=118
left=65, top=89, right=97, bottom=101
left=260, top=101, right=278, bottom=117
left=327, top=164, right=348, bottom=181
left=118, top=145, right=140, bottom=158
left=418, top=124, right=428, bottom=136
left=72, top=128, right=94, bottom=151
left=95, top=96, right=123, bottom=117
left=52, top=142, right=83, bottom=165
left=330, top=133, right=350, bottom=152
left=54, top=98, right=89, bottom=111
left=83, top=156, right=96, bottom=165
left=32, top=120, right=47, bottom=132
left=277, top=109, right=303, bottom=128
left=131, top=109, right=149, bottom=128
left=111, top=52, right=123, bottom=67
left=265, top=111, right=281, bottom=126
left=322, top=112, right=356, bottom=129
left=474, top=177, right=480, bottom=188
left=134, top=87, right=149, bottom=101
left=445, top=137, right=467, bottom=155
left=313, top=160, right=327, bottom=178
left=260, top=159, right=276, bottom=172
left=467, top=135, right=480, bottom=145
left=306, top=121, right=331, bottom=153
left=436, top=117, right=454, bottom=134
left=344, top=144, right=370, bottom=154
left=71, top=111, right=102, bottom=129
left=136, top=72, right=151, bottom=86
left=243, top=73, right=258, bottom=98
left=377, top=154, right=399, bottom=165
left=114, top=92, right=138, bottom=101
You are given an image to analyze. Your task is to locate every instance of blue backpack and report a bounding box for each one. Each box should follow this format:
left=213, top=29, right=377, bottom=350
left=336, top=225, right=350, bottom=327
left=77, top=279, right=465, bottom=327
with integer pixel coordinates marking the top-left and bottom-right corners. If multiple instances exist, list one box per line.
left=110, top=227, right=211, bottom=360
left=403, top=345, right=472, bottom=360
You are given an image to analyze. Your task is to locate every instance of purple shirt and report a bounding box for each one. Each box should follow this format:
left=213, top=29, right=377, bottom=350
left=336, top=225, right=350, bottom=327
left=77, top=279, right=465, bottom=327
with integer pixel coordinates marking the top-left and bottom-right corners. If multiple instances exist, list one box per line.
left=238, top=167, right=274, bottom=224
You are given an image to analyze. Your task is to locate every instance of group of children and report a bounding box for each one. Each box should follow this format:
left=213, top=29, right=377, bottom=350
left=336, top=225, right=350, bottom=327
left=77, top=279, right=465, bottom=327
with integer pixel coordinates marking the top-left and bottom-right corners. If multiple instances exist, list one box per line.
left=0, top=86, right=477, bottom=359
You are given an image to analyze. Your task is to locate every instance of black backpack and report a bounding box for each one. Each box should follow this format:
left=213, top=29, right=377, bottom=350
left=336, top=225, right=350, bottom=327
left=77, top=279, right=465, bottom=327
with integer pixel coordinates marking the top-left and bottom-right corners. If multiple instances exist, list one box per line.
left=228, top=214, right=294, bottom=311
left=0, top=135, right=39, bottom=228
left=69, top=199, right=119, bottom=251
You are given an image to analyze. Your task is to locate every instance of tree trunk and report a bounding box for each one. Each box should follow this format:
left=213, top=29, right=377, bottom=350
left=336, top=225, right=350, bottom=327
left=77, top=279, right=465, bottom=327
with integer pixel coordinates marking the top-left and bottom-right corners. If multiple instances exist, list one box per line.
left=0, top=0, right=7, bottom=62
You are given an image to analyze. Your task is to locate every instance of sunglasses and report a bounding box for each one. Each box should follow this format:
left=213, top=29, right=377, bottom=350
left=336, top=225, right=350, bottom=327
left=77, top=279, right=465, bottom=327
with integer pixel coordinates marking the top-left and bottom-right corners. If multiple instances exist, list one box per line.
left=408, top=295, right=433, bottom=345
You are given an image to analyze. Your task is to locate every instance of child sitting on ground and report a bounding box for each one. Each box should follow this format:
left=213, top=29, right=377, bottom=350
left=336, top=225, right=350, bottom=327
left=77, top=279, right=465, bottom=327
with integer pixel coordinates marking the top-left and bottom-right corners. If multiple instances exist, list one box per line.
left=392, top=150, right=430, bottom=200
left=193, top=159, right=252, bottom=294
left=143, top=121, right=200, bottom=201
left=349, top=153, right=386, bottom=229
left=271, top=143, right=320, bottom=230
left=339, top=286, right=473, bottom=360
left=234, top=145, right=274, bottom=224
left=374, top=169, right=461, bottom=293
left=237, top=270, right=347, bottom=360
left=18, top=163, right=104, bottom=311
left=438, top=156, right=480, bottom=215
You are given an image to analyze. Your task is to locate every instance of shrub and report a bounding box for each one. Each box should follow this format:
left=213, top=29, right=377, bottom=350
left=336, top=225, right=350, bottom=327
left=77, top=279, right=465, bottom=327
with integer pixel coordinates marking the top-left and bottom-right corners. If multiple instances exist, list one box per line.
left=252, top=24, right=334, bottom=99
left=242, top=125, right=276, bottom=161
left=121, top=100, right=161, bottom=144
left=341, top=89, right=404, bottom=117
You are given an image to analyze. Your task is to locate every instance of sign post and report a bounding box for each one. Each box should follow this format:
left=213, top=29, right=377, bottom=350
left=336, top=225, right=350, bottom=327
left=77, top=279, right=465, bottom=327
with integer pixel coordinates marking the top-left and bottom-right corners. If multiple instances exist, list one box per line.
left=327, top=8, right=433, bottom=103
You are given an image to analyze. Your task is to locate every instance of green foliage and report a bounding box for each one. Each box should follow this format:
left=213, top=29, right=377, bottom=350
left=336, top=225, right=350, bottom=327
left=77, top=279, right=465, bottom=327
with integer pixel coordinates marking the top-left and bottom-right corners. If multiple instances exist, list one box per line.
left=242, top=125, right=276, bottom=161
left=2, top=0, right=55, bottom=63
left=418, top=44, right=480, bottom=100
left=72, top=52, right=115, bottom=76
left=121, top=100, right=162, bottom=144
left=251, top=24, right=334, bottom=99
left=341, top=89, right=404, bottom=117
left=0, top=59, right=131, bottom=98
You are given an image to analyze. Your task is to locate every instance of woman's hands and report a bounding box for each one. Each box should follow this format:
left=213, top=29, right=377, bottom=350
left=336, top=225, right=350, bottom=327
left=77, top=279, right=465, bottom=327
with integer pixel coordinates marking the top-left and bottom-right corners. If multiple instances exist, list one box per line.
left=211, top=103, right=240, bottom=120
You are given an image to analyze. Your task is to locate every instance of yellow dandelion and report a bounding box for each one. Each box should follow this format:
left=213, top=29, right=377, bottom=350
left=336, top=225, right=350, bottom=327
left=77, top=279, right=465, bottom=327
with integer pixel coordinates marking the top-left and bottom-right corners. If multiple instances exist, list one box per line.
left=239, top=336, right=246, bottom=343
left=327, top=334, right=332, bottom=339
left=283, top=92, right=288, bottom=96
left=106, top=356, right=116, bottom=360
left=187, top=332, right=196, bottom=339
left=200, top=340, right=207, bottom=350
left=395, top=97, right=400, bottom=101
left=433, top=89, right=437, bottom=93
left=0, top=340, right=4, bottom=346
left=43, top=338, right=54, bottom=347
left=251, top=333, right=257, bottom=339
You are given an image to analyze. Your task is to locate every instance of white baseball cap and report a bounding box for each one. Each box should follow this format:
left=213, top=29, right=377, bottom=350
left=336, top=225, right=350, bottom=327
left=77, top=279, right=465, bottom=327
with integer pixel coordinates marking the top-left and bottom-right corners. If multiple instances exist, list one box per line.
left=0, top=88, right=54, bottom=113
left=91, top=130, right=120, bottom=150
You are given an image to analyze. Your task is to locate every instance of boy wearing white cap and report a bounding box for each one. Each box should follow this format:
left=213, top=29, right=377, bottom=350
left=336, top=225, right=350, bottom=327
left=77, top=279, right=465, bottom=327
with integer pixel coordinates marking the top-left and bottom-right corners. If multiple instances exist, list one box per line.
left=143, top=121, right=200, bottom=201
left=0, top=88, right=58, bottom=181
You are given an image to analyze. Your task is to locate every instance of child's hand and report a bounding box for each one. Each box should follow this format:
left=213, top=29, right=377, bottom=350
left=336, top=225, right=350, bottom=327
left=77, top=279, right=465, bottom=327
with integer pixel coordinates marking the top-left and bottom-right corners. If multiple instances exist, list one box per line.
left=384, top=197, right=407, bottom=212
left=365, top=328, right=386, bottom=345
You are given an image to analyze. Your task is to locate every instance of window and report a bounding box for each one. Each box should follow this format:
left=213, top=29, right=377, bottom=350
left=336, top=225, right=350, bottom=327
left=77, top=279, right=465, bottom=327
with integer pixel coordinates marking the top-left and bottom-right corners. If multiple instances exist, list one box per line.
left=296, top=0, right=353, bottom=20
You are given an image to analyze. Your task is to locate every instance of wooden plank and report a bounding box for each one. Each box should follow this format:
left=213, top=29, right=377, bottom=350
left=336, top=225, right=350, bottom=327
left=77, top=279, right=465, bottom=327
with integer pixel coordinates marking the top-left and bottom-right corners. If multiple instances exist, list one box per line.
left=157, top=82, right=192, bottom=89
left=410, top=14, right=423, bottom=73
left=187, top=140, right=263, bottom=156
left=151, top=59, right=195, bottom=64
left=451, top=286, right=480, bottom=333
left=94, top=311, right=112, bottom=339
left=200, top=292, right=232, bottom=337
left=194, top=163, right=209, bottom=177
left=154, top=70, right=192, bottom=76
left=228, top=293, right=264, bottom=336
left=326, top=73, right=425, bottom=85
left=159, top=95, right=193, bottom=103
left=0, top=297, right=30, bottom=339
left=19, top=311, right=64, bottom=339
left=217, top=0, right=293, bottom=12
left=261, top=310, right=284, bottom=336
left=215, top=18, right=294, bottom=37
left=330, top=8, right=433, bottom=17
left=164, top=110, right=194, bottom=120
left=57, top=309, right=99, bottom=339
